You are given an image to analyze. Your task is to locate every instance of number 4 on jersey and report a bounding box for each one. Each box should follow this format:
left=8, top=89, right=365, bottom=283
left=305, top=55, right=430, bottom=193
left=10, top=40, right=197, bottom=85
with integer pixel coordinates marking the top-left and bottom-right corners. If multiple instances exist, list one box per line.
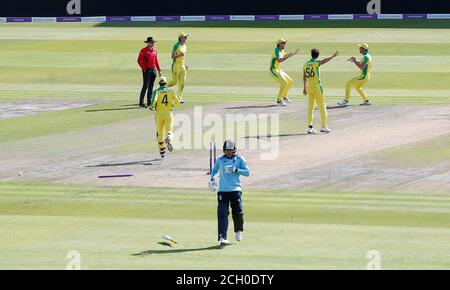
left=162, top=94, right=169, bottom=105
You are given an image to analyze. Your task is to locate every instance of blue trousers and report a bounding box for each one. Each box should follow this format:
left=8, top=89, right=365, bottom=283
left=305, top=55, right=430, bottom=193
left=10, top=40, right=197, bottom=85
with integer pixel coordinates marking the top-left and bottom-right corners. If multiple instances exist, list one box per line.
left=217, top=191, right=244, bottom=241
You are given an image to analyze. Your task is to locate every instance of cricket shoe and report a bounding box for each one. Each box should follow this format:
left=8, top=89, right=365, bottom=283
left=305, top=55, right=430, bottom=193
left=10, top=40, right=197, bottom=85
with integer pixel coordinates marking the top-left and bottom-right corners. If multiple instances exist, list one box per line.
left=283, top=97, right=292, bottom=104
left=360, top=100, right=372, bottom=106
left=235, top=231, right=243, bottom=242
left=321, top=127, right=332, bottom=133
left=219, top=237, right=230, bottom=246
left=307, top=127, right=317, bottom=135
left=165, top=137, right=173, bottom=152
left=160, top=154, right=165, bottom=160
left=277, top=100, right=287, bottom=107
left=337, top=99, right=349, bottom=107
left=180, top=98, right=185, bottom=104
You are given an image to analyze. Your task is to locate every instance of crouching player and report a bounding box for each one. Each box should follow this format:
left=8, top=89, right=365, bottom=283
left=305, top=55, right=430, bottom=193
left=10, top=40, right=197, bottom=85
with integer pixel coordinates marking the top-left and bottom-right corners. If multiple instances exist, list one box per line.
left=337, top=43, right=373, bottom=106
left=209, top=140, right=250, bottom=246
left=149, top=77, right=180, bottom=159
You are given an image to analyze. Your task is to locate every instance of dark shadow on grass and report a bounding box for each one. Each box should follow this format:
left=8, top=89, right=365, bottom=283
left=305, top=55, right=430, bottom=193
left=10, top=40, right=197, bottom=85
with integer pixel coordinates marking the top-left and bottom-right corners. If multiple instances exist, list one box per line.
left=246, top=133, right=308, bottom=139
left=326, top=105, right=355, bottom=109
left=85, top=107, right=141, bottom=112
left=86, top=159, right=160, bottom=167
left=158, top=242, right=173, bottom=248
left=132, top=245, right=226, bottom=256
left=95, top=20, right=450, bottom=29
left=121, top=103, right=140, bottom=107
left=224, top=104, right=278, bottom=110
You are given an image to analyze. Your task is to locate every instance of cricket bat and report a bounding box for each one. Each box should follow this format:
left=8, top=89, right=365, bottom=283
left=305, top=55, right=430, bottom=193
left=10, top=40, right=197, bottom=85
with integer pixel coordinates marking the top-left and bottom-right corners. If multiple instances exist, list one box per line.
left=162, top=235, right=178, bottom=244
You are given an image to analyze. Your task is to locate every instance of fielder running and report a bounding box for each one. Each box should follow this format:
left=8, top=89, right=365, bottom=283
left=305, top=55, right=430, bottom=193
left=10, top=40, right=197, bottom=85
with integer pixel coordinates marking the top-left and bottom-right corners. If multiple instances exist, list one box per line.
left=303, top=49, right=339, bottom=134
left=168, top=33, right=189, bottom=104
left=209, top=140, right=250, bottom=246
left=270, top=38, right=299, bottom=106
left=337, top=43, right=373, bottom=106
left=149, top=77, right=180, bottom=159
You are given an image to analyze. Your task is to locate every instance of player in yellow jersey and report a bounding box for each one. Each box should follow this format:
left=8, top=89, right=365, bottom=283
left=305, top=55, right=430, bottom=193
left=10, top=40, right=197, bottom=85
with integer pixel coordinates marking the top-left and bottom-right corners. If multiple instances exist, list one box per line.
left=337, top=43, right=373, bottom=106
left=168, top=32, right=188, bottom=104
left=303, top=49, right=339, bottom=134
left=270, top=38, right=299, bottom=107
left=150, top=77, right=180, bottom=159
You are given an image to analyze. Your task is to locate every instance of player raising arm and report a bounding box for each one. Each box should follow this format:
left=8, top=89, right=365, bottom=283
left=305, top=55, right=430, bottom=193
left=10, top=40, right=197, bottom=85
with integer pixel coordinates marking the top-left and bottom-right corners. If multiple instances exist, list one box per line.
left=303, top=49, right=339, bottom=134
left=149, top=77, right=180, bottom=159
left=270, top=38, right=300, bottom=106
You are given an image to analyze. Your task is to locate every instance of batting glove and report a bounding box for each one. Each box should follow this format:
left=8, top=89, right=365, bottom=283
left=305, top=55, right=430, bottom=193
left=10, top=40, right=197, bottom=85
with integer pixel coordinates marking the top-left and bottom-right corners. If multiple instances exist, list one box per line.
left=208, top=180, right=217, bottom=192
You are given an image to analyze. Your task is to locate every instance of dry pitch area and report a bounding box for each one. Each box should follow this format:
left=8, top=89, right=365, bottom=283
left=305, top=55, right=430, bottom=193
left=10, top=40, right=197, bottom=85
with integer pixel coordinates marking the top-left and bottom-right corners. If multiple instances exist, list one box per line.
left=1, top=102, right=450, bottom=194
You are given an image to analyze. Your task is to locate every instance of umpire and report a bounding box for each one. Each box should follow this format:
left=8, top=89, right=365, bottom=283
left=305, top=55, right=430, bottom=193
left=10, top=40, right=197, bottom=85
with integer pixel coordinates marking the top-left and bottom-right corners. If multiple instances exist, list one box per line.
left=137, top=36, right=162, bottom=108
left=209, top=140, right=250, bottom=246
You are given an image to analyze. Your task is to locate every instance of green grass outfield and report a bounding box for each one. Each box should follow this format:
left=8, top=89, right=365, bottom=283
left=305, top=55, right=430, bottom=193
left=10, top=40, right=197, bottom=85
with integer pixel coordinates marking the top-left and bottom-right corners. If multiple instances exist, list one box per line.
left=0, top=182, right=449, bottom=269
left=1, top=20, right=450, bottom=269
left=1, top=20, right=450, bottom=144
left=1, top=20, right=450, bottom=105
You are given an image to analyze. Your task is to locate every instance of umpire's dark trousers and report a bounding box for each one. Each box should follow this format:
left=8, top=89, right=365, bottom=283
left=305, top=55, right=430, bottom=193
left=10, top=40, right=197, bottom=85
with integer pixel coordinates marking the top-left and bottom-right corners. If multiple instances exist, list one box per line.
left=217, top=191, right=244, bottom=241
left=139, top=68, right=157, bottom=106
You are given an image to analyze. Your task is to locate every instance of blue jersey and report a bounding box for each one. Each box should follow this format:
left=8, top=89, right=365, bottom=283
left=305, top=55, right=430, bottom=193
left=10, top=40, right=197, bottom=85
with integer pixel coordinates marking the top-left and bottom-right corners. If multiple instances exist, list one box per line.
left=210, top=154, right=250, bottom=192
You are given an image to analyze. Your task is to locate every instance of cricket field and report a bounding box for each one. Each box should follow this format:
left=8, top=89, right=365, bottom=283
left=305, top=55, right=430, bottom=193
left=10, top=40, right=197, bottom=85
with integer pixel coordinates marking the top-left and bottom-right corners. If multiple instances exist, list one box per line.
left=0, top=20, right=449, bottom=269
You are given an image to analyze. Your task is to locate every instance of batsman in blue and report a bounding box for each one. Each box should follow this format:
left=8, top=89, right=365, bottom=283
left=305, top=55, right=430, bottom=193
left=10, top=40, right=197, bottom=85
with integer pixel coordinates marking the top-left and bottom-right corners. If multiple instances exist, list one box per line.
left=209, top=140, right=250, bottom=246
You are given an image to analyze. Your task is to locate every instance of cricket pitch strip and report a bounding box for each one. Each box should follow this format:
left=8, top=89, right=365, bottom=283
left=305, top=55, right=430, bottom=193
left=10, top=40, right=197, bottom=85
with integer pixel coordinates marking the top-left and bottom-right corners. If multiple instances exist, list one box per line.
left=1, top=102, right=450, bottom=194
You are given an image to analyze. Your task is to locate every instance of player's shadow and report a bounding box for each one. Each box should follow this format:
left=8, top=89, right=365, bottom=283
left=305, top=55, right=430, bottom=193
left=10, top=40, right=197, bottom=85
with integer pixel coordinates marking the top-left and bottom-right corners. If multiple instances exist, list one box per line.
left=326, top=105, right=355, bottom=109
left=224, top=104, right=278, bottom=110
left=86, top=159, right=160, bottom=167
left=85, top=107, right=141, bottom=112
left=132, top=245, right=226, bottom=256
left=246, top=133, right=308, bottom=139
